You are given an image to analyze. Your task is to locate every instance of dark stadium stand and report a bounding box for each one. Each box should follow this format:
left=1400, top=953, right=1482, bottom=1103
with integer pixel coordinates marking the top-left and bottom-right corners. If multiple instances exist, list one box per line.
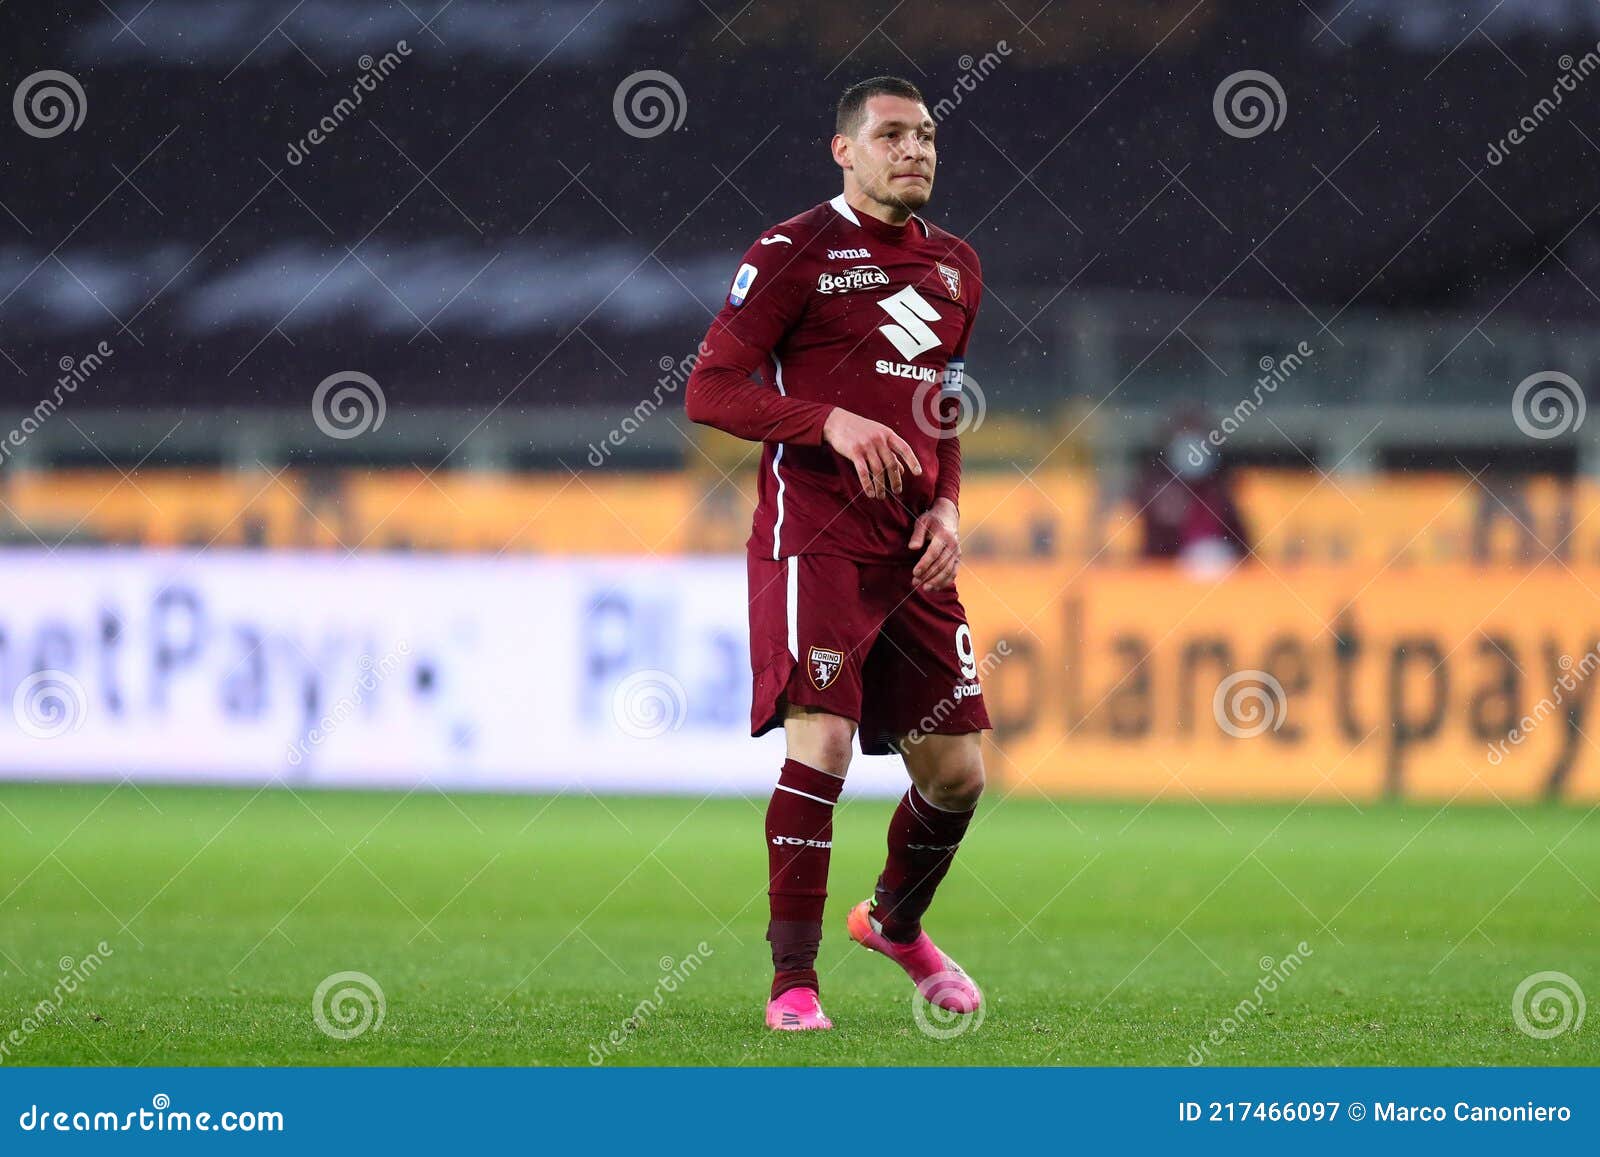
left=4, top=0, right=1600, bottom=416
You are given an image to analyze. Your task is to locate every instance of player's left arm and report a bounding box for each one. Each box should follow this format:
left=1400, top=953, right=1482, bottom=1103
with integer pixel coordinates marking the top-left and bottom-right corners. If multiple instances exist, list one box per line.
left=910, top=253, right=982, bottom=592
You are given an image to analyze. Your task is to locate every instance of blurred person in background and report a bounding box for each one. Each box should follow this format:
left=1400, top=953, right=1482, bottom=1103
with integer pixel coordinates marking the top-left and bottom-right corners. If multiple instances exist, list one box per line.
left=1134, top=408, right=1251, bottom=571
left=1469, top=465, right=1574, bottom=565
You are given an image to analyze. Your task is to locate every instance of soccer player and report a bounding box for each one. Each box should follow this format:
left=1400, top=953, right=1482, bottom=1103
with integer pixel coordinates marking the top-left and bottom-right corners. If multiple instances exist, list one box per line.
left=685, top=77, right=989, bottom=1031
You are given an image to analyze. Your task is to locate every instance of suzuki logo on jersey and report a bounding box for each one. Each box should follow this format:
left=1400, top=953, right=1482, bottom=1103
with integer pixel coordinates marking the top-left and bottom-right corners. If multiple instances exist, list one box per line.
left=936, top=262, right=962, bottom=300
left=817, top=265, right=890, bottom=294
left=827, top=247, right=871, bottom=260
left=876, top=285, right=942, bottom=361
left=728, top=262, right=759, bottom=306
left=808, top=646, right=843, bottom=690
left=875, top=360, right=938, bottom=382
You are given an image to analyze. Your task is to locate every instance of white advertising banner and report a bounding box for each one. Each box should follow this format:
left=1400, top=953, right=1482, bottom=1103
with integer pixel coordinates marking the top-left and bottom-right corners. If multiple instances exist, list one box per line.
left=0, top=550, right=911, bottom=795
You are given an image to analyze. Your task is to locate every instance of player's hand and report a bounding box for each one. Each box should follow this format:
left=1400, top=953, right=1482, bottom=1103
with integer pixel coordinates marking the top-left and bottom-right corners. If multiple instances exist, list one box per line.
left=909, top=498, right=960, bottom=590
left=822, top=408, right=922, bottom=499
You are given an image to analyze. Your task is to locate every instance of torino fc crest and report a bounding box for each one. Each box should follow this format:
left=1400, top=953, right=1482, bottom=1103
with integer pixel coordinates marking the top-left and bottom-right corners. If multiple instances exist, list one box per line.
left=808, top=646, right=843, bottom=690
left=935, top=262, right=961, bottom=300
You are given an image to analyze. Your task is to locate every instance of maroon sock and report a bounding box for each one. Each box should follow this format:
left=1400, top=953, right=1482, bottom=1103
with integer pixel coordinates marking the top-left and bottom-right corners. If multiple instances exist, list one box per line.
left=872, top=786, right=975, bottom=944
left=766, top=758, right=844, bottom=999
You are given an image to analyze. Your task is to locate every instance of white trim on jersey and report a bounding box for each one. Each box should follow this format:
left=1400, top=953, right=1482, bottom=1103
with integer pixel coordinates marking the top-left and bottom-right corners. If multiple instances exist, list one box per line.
left=829, top=192, right=929, bottom=237
left=785, top=556, right=799, bottom=660
left=770, top=354, right=788, bottom=559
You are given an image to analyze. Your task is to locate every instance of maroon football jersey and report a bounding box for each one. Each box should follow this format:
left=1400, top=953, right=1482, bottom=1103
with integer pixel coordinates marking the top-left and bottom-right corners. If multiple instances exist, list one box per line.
left=685, top=195, right=983, bottom=564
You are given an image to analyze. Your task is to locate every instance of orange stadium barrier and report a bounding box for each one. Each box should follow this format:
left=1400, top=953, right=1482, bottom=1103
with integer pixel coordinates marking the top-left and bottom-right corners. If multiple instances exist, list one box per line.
left=962, top=563, right=1600, bottom=803
left=4, top=462, right=1598, bottom=799
left=2, top=466, right=1593, bottom=565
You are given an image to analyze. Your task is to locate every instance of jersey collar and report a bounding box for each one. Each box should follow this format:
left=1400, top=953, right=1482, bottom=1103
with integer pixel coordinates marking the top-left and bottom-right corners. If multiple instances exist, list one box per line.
left=829, top=194, right=929, bottom=240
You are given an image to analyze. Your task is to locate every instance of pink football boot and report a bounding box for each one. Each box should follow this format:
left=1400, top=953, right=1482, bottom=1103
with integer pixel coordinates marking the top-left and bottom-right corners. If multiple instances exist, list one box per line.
left=846, top=900, right=982, bottom=1015
left=764, top=986, right=834, bottom=1031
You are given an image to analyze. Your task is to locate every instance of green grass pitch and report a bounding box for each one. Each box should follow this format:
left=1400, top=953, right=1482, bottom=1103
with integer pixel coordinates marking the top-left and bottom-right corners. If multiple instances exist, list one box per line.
left=0, top=783, right=1595, bottom=1066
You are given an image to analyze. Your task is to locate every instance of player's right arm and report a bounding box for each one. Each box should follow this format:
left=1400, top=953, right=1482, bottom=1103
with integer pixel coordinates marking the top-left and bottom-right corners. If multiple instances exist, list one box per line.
left=684, top=235, right=920, bottom=499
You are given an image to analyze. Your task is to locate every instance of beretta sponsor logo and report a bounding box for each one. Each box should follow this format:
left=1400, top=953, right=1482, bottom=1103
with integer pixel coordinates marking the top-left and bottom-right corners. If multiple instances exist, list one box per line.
left=817, top=265, right=890, bottom=294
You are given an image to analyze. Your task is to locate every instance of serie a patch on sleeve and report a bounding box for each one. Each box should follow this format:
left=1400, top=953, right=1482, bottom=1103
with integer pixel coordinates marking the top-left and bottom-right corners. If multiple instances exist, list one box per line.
left=729, top=262, right=759, bottom=306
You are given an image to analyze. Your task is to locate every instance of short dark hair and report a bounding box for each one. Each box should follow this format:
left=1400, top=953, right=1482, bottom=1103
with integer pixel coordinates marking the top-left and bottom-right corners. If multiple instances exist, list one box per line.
left=835, top=76, right=926, bottom=137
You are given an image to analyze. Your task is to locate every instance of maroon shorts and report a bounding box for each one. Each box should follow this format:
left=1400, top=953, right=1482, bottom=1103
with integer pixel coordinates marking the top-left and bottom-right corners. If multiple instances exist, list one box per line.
left=748, top=551, right=992, bottom=755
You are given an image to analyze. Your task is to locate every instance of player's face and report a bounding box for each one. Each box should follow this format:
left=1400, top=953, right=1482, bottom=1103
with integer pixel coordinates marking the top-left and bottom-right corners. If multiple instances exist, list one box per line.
left=839, top=95, right=937, bottom=214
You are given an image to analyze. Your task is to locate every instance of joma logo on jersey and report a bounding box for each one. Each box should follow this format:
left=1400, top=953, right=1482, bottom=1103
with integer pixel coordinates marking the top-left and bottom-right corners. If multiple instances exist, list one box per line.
left=808, top=646, right=843, bottom=690
left=827, top=247, right=871, bottom=260
left=816, top=265, right=889, bottom=294
left=876, top=359, right=938, bottom=382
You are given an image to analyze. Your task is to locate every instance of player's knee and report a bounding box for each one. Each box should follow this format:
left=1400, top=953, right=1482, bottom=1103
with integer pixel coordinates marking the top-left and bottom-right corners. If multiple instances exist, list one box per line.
left=803, top=734, right=854, bottom=777
left=784, top=710, right=856, bottom=777
left=924, top=757, right=985, bottom=811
